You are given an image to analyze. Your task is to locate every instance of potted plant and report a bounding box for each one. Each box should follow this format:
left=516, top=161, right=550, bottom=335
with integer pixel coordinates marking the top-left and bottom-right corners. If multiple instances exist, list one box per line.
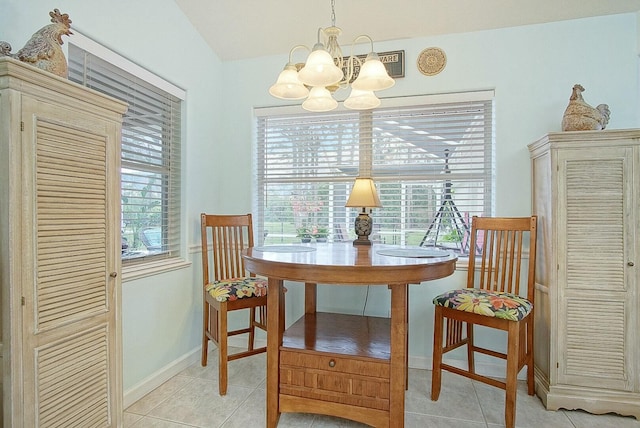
left=296, top=227, right=312, bottom=243
left=312, top=226, right=329, bottom=242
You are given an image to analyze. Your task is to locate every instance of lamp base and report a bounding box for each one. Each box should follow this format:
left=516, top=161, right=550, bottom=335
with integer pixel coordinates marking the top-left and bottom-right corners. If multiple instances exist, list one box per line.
left=353, top=210, right=374, bottom=246
left=352, top=235, right=372, bottom=246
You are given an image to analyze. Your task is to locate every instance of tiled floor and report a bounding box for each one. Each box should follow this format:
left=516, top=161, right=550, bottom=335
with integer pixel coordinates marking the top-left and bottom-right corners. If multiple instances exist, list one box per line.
left=124, top=348, right=640, bottom=428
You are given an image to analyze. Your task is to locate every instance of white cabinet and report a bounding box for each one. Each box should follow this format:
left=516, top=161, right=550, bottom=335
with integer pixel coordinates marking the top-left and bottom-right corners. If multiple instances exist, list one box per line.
left=0, top=58, right=127, bottom=427
left=529, top=129, right=640, bottom=419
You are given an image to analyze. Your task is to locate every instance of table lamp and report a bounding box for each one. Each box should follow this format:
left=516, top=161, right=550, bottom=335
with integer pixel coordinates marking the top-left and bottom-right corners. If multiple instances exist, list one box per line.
left=345, top=177, right=382, bottom=246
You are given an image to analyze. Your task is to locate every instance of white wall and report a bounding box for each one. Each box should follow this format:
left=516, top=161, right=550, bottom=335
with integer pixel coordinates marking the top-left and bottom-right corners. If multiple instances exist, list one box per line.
left=2, top=2, right=639, bottom=405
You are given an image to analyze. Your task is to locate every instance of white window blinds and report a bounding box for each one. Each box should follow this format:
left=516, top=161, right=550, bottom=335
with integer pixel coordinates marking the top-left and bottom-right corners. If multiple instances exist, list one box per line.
left=67, top=41, right=183, bottom=264
left=255, top=92, right=494, bottom=254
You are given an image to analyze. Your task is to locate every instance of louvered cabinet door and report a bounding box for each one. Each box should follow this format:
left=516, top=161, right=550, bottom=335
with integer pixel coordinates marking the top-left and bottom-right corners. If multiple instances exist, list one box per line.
left=20, top=95, right=122, bottom=427
left=555, top=146, right=636, bottom=391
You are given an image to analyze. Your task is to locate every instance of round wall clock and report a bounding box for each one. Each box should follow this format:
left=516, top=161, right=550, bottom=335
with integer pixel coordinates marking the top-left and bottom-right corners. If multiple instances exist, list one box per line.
left=417, top=47, right=447, bottom=76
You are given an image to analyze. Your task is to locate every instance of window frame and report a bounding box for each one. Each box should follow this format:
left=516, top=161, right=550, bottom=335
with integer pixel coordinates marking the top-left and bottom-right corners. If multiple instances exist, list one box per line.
left=254, top=91, right=495, bottom=256
left=68, top=32, right=188, bottom=280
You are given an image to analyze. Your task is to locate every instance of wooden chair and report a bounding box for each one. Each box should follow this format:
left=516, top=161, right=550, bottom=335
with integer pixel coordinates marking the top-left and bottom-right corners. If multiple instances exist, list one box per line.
left=200, top=213, right=269, bottom=395
left=431, top=216, right=537, bottom=428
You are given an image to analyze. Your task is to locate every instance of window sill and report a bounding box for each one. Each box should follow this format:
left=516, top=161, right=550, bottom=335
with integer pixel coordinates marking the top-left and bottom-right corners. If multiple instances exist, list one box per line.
left=122, top=257, right=191, bottom=282
left=454, top=255, right=469, bottom=271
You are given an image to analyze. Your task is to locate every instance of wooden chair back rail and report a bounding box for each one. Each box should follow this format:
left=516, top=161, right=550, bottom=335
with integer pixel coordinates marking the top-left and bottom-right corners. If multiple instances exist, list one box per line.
left=472, top=229, right=524, bottom=294
left=468, top=217, right=536, bottom=300
left=211, top=225, right=247, bottom=280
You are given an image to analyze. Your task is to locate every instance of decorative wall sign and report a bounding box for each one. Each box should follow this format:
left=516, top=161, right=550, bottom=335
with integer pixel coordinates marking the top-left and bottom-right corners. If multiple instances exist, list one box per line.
left=417, top=47, right=447, bottom=76
left=343, top=50, right=405, bottom=82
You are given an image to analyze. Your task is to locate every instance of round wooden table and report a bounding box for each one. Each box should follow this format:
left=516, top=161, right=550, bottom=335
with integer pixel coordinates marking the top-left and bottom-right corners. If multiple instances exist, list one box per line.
left=243, top=242, right=457, bottom=428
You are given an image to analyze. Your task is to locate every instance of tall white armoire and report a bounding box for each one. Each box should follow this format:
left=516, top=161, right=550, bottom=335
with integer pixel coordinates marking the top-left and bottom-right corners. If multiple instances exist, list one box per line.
left=529, top=129, right=640, bottom=419
left=0, top=57, right=127, bottom=426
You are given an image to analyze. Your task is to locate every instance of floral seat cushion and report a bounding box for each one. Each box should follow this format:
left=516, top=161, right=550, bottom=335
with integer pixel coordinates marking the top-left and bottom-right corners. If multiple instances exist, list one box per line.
left=205, top=277, right=268, bottom=302
left=433, top=288, right=532, bottom=321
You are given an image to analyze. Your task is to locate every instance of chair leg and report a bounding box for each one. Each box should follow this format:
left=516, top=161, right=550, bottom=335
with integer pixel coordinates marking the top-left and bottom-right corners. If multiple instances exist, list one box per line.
left=248, top=306, right=256, bottom=351
left=526, top=318, right=535, bottom=395
left=201, top=300, right=209, bottom=366
left=505, top=321, right=520, bottom=428
left=466, top=322, right=475, bottom=373
left=218, top=304, right=229, bottom=396
left=431, top=306, right=444, bottom=401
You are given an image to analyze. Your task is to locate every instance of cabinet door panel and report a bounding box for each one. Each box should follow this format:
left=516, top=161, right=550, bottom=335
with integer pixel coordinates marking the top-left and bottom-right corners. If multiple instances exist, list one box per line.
left=561, top=296, right=628, bottom=389
left=556, top=147, right=635, bottom=391
left=561, top=153, right=628, bottom=292
left=21, top=96, right=120, bottom=427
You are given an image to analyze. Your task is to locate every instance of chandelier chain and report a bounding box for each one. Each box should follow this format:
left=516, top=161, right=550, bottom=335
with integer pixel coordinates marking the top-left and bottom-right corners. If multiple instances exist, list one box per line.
left=331, top=0, right=336, bottom=27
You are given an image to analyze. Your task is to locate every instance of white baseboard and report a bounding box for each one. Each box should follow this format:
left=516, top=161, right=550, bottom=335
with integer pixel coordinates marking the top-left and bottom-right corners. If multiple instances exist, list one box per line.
left=123, top=347, right=200, bottom=409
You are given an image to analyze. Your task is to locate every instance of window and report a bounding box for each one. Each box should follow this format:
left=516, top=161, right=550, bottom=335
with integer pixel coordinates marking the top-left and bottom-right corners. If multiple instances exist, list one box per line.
left=68, top=34, right=184, bottom=266
left=255, top=92, right=494, bottom=255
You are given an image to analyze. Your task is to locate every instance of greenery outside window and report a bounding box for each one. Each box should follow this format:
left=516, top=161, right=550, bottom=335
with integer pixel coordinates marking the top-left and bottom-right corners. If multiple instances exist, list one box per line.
left=68, top=33, right=184, bottom=267
left=254, top=92, right=494, bottom=255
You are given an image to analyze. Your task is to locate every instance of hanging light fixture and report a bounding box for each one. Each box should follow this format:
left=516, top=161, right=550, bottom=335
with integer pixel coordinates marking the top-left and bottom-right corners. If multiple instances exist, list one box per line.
left=269, top=0, right=394, bottom=112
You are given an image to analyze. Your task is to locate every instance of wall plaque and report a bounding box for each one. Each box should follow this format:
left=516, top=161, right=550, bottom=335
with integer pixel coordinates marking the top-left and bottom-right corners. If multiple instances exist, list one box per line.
left=417, top=47, right=446, bottom=76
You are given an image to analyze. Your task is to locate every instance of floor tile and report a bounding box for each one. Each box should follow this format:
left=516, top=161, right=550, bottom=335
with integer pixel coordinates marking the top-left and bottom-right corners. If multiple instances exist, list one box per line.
left=128, top=416, right=195, bottom=428
left=407, top=368, right=485, bottom=423
left=310, top=414, right=371, bottom=427
left=126, top=375, right=196, bottom=416
left=473, top=380, right=574, bottom=428
left=405, top=412, right=487, bottom=427
left=147, top=377, right=254, bottom=427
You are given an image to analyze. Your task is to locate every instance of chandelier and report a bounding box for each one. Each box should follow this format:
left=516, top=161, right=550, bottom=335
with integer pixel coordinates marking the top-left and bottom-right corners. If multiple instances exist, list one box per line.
left=268, top=0, right=395, bottom=112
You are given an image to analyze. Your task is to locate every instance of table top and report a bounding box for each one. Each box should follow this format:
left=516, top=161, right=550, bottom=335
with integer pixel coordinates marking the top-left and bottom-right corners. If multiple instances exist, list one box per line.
left=243, top=242, right=457, bottom=285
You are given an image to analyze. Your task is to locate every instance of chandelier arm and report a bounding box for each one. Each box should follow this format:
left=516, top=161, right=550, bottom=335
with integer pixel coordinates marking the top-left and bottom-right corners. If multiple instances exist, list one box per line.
left=288, top=44, right=310, bottom=64
left=342, top=35, right=372, bottom=84
left=352, top=34, right=375, bottom=53
left=316, top=27, right=325, bottom=45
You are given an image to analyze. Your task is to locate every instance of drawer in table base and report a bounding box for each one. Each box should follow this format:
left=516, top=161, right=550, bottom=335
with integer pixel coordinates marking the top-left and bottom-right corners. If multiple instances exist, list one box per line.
left=278, top=312, right=393, bottom=427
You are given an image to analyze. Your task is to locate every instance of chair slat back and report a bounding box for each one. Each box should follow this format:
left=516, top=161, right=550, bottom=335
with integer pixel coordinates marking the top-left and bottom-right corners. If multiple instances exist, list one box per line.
left=200, top=213, right=254, bottom=285
left=466, top=216, right=537, bottom=301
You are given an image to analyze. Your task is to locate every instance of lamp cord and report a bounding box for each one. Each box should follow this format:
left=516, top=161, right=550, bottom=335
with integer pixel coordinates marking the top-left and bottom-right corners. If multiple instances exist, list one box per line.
left=362, top=285, right=370, bottom=316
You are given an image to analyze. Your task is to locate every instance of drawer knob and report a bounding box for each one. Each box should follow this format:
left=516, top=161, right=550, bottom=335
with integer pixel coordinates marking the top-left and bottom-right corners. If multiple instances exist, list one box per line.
left=328, top=359, right=336, bottom=368
left=628, top=261, right=635, bottom=267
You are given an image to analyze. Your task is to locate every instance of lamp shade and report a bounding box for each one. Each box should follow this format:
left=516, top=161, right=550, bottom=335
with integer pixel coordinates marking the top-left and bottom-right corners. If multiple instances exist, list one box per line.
left=302, top=86, right=338, bottom=112
left=269, top=63, right=309, bottom=100
left=351, top=52, right=395, bottom=91
left=344, top=89, right=380, bottom=110
left=298, top=44, right=344, bottom=87
left=345, top=178, right=382, bottom=208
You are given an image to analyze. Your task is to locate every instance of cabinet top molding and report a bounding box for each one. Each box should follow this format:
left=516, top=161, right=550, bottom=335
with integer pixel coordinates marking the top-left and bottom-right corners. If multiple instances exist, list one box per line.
left=0, top=57, right=127, bottom=116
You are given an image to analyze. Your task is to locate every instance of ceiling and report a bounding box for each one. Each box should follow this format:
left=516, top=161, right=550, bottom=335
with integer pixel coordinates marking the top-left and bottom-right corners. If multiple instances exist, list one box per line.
left=174, top=0, right=640, bottom=61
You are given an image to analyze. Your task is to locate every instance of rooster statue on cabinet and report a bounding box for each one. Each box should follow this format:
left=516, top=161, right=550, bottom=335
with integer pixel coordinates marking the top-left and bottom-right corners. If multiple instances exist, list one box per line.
left=561, top=84, right=610, bottom=131
left=0, top=9, right=73, bottom=78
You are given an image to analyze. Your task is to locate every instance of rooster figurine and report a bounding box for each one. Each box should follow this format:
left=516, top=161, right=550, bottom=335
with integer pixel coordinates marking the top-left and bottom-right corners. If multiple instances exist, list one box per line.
left=0, top=9, right=73, bottom=78
left=561, top=84, right=610, bottom=131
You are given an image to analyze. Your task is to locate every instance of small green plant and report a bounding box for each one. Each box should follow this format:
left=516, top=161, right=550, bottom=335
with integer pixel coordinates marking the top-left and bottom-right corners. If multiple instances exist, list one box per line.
left=441, top=228, right=463, bottom=242
left=311, top=226, right=328, bottom=239
left=296, top=227, right=312, bottom=238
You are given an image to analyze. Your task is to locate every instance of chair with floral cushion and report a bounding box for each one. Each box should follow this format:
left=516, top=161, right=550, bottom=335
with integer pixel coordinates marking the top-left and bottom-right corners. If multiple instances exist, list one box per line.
left=431, top=216, right=537, bottom=428
left=200, top=213, right=276, bottom=395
